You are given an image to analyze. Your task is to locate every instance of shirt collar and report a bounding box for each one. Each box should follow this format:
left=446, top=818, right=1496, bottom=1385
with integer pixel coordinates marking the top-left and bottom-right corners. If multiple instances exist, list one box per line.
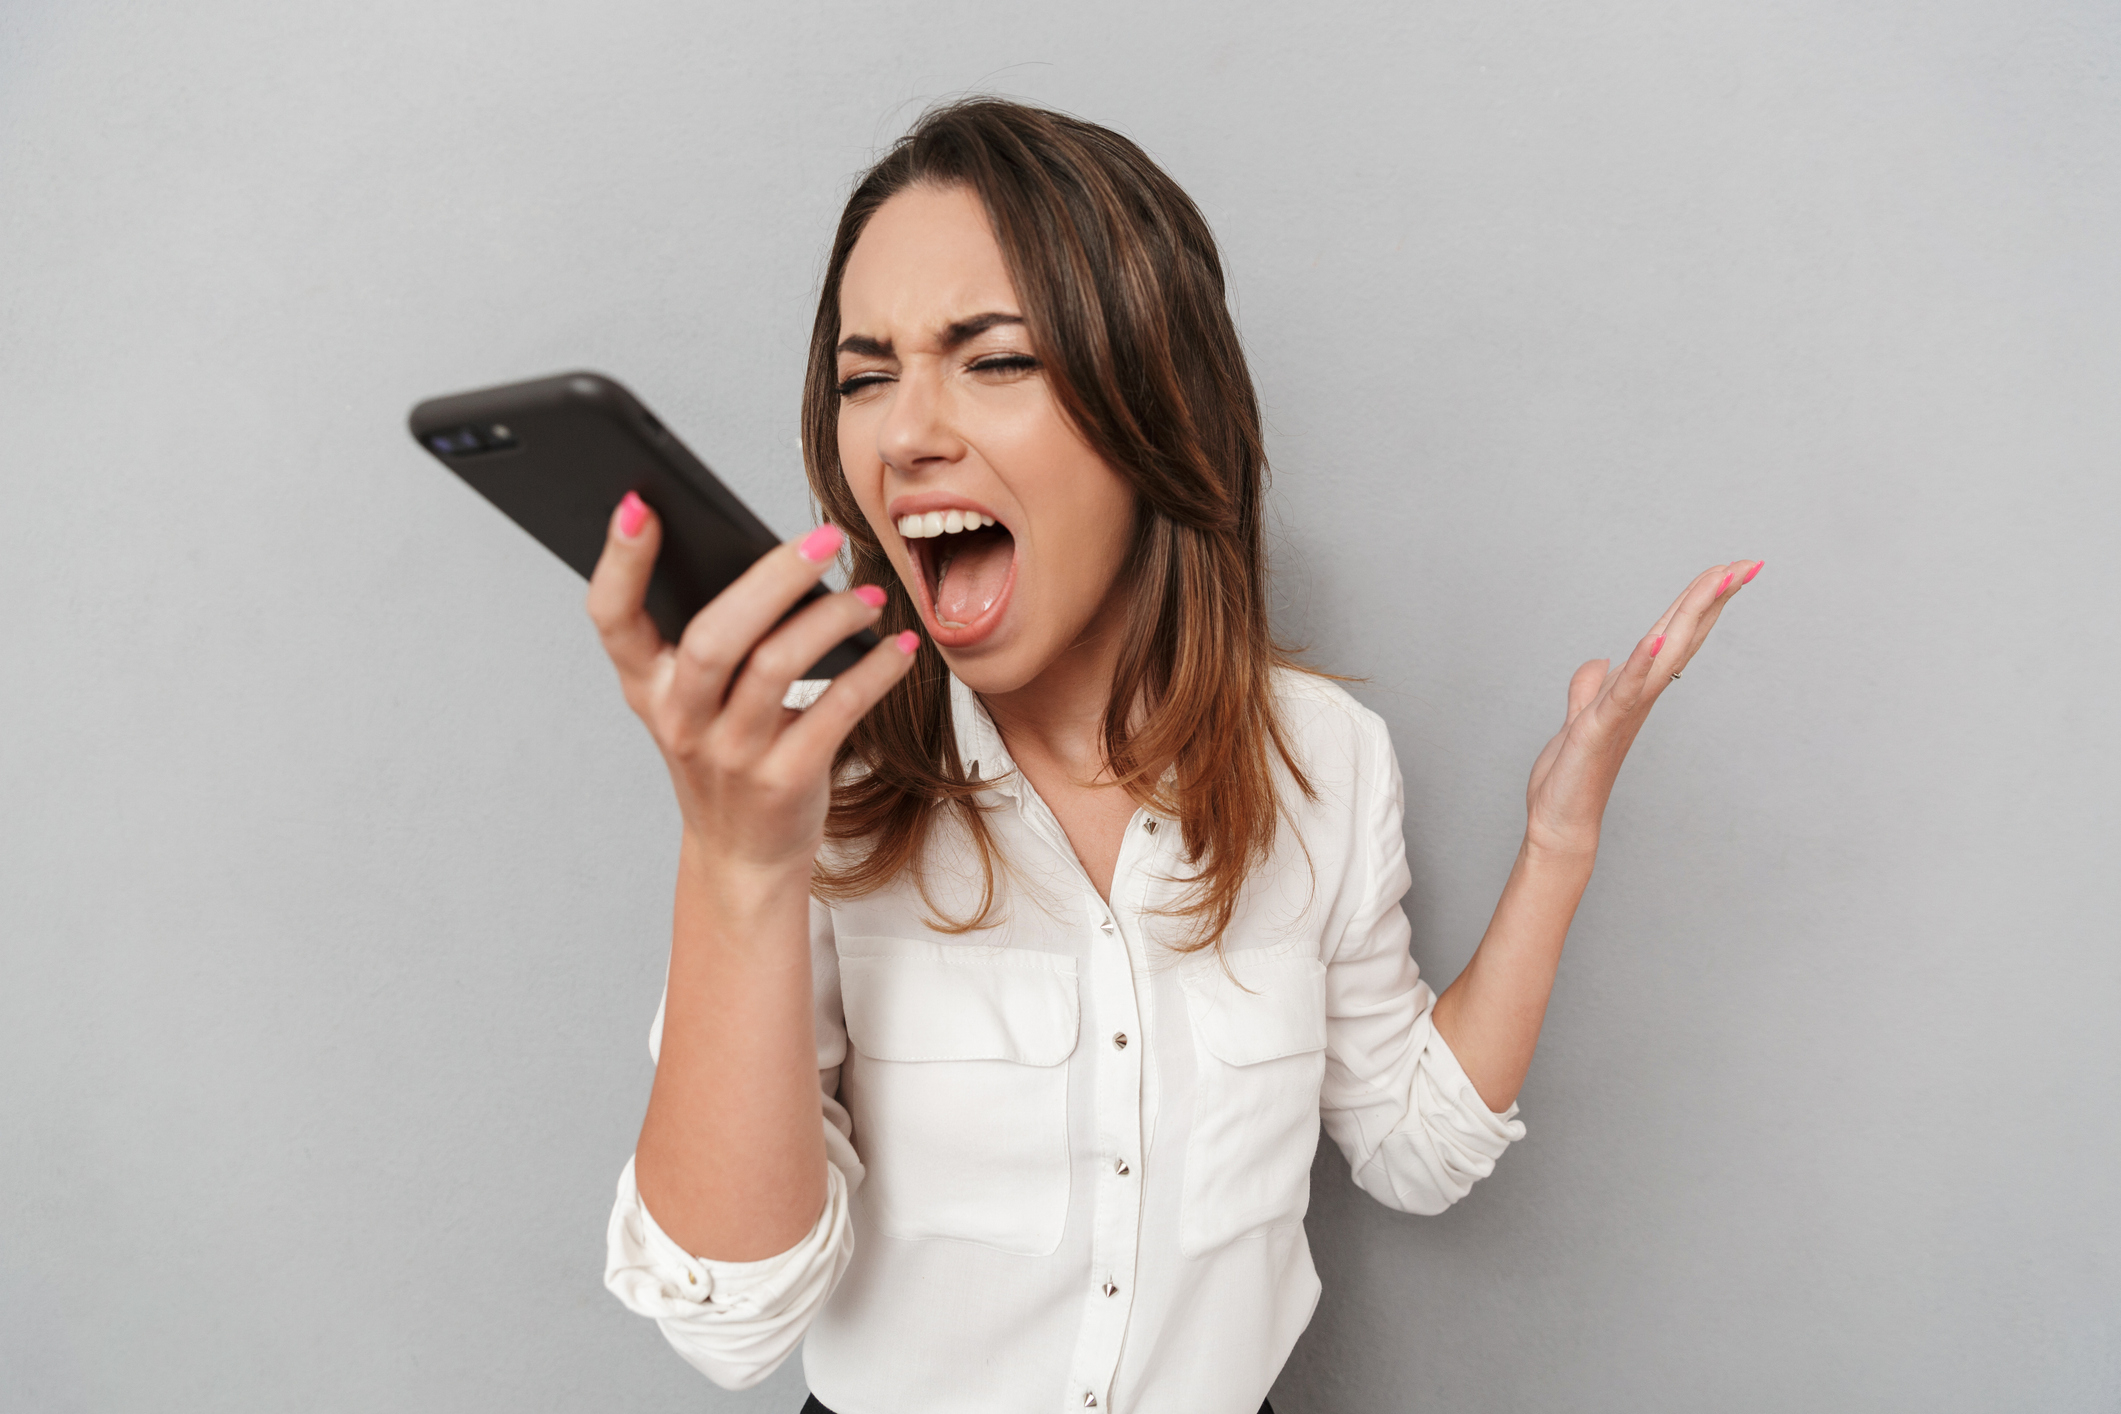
left=946, top=670, right=1020, bottom=799
left=943, top=671, right=1174, bottom=823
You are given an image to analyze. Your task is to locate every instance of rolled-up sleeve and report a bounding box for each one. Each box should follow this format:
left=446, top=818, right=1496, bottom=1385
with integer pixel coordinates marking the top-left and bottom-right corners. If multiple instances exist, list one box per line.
left=1318, top=713, right=1527, bottom=1216
left=602, top=896, right=862, bottom=1388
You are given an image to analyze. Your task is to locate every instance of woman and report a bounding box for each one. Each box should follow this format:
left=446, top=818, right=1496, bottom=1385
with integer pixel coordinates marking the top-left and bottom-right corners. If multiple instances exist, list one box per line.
left=597, top=99, right=1758, bottom=1414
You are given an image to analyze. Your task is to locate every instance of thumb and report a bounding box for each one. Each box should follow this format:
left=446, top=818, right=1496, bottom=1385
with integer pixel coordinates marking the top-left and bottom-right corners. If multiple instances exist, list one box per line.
left=1565, top=658, right=1607, bottom=725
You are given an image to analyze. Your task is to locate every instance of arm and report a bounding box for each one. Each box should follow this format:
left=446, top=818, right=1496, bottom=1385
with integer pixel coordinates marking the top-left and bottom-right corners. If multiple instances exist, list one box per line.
left=1432, top=558, right=1763, bottom=1112
left=1428, top=841, right=1593, bottom=1114
left=585, top=496, right=916, bottom=1260
left=1315, top=709, right=1524, bottom=1217
left=602, top=898, right=865, bottom=1390
left=636, top=840, right=828, bottom=1259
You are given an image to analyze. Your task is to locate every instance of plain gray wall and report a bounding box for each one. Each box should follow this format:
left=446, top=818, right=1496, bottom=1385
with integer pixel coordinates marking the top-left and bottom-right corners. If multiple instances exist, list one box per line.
left=3, top=2, right=2116, bottom=1410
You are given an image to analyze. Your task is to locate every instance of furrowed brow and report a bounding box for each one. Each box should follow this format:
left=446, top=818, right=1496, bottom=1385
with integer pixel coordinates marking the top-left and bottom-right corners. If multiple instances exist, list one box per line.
left=836, top=313, right=1023, bottom=358
left=940, top=312, right=1023, bottom=348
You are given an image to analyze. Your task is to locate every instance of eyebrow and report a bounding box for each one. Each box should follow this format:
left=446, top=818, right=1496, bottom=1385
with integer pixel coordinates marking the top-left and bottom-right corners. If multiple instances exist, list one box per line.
left=836, top=312, right=1024, bottom=358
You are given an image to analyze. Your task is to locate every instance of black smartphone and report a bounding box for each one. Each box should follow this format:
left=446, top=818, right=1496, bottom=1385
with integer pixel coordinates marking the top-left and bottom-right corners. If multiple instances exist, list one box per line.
left=409, top=371, right=875, bottom=678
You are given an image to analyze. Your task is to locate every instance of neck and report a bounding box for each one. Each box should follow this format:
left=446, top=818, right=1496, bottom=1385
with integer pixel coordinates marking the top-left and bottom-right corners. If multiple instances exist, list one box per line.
left=979, top=594, right=1132, bottom=786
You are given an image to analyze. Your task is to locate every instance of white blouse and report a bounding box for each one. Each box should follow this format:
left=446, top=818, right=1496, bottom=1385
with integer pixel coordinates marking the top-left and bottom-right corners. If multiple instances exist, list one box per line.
left=605, top=669, right=1524, bottom=1414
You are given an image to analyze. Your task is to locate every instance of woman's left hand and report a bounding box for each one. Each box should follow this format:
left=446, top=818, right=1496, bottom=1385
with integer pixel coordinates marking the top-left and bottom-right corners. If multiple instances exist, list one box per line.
left=1521, top=559, right=1764, bottom=861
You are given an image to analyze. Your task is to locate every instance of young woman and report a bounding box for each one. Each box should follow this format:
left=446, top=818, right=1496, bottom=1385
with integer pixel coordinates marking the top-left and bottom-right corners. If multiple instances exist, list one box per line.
left=597, top=100, right=1758, bottom=1414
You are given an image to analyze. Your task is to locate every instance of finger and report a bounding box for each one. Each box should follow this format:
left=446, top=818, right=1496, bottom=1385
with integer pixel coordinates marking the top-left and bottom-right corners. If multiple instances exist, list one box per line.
left=666, top=524, right=849, bottom=720
left=1652, top=562, right=1733, bottom=666
left=585, top=491, right=668, bottom=688
left=1565, top=659, right=1607, bottom=726
left=1642, top=562, right=1731, bottom=646
left=769, top=628, right=924, bottom=778
left=712, top=585, right=894, bottom=756
left=1663, top=558, right=1764, bottom=677
left=1612, top=563, right=1733, bottom=708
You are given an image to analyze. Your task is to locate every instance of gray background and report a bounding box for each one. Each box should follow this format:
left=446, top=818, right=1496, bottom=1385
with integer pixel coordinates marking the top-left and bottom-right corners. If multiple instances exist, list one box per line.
left=3, top=1, right=2116, bottom=1410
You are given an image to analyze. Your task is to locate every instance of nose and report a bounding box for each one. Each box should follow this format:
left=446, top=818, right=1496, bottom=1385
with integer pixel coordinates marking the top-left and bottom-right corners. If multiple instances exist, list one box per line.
left=874, top=358, right=964, bottom=477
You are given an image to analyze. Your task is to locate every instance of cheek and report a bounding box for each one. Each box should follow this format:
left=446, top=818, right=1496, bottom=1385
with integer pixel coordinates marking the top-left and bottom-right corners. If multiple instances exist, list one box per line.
left=1004, top=405, right=1130, bottom=537
left=836, top=414, right=886, bottom=523
left=1035, top=461, right=1137, bottom=603
left=1085, top=482, right=1142, bottom=593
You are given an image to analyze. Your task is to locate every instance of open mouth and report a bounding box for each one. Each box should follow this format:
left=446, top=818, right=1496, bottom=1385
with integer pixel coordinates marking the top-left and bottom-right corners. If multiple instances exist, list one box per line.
left=898, top=508, right=1017, bottom=643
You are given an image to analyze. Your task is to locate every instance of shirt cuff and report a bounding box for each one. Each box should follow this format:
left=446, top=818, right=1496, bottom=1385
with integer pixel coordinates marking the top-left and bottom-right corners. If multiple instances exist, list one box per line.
left=1415, top=1008, right=1528, bottom=1131
left=1351, top=1008, right=1528, bottom=1216
left=604, top=1151, right=853, bottom=1327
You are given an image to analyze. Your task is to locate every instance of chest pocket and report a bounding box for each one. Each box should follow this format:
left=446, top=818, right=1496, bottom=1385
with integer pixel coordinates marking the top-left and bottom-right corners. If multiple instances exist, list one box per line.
left=1178, top=941, right=1329, bottom=1257
left=838, top=938, right=1079, bottom=1256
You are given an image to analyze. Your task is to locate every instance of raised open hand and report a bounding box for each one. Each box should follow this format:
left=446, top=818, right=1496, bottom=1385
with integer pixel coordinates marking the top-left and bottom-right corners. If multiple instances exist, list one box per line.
left=1520, top=559, right=1764, bottom=860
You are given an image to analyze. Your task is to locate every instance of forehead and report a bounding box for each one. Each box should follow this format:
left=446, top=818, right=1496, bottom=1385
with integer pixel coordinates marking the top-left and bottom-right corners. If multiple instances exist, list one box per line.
left=838, top=183, right=1019, bottom=339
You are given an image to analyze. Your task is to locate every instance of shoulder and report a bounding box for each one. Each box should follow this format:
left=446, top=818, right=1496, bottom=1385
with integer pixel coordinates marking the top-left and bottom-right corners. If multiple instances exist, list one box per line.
left=1269, top=665, right=1396, bottom=768
left=1264, top=667, right=1405, bottom=871
left=1266, top=666, right=1403, bottom=836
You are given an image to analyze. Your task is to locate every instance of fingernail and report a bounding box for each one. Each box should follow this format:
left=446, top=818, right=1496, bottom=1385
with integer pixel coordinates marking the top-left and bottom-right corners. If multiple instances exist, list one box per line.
left=798, top=524, right=844, bottom=562
left=617, top=491, right=648, bottom=539
left=853, top=584, right=887, bottom=608
left=1714, top=572, right=1733, bottom=596
left=1741, top=560, right=1764, bottom=585
left=1650, top=634, right=1666, bottom=657
left=895, top=630, right=920, bottom=654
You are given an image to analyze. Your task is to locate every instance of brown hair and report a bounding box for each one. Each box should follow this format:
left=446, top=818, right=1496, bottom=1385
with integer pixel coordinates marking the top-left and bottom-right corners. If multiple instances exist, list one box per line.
left=802, top=97, right=1313, bottom=950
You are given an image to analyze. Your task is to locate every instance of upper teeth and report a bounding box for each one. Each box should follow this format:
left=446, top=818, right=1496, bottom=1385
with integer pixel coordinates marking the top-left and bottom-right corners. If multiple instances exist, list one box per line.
left=899, top=510, right=996, bottom=538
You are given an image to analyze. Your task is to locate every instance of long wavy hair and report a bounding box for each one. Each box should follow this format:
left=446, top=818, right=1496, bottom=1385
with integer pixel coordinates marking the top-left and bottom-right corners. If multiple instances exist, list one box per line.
left=802, top=98, right=1313, bottom=951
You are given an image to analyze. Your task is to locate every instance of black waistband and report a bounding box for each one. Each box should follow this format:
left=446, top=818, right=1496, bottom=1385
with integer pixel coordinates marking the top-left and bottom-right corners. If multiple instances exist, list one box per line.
left=801, top=1399, right=1275, bottom=1414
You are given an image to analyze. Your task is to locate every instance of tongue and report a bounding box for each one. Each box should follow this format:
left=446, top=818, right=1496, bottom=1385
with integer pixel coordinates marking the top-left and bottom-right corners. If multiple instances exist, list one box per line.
left=934, top=530, right=1014, bottom=626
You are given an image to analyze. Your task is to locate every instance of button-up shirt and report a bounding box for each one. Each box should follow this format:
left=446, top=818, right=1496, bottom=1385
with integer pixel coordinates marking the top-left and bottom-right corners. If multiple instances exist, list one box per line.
left=605, top=669, right=1525, bottom=1414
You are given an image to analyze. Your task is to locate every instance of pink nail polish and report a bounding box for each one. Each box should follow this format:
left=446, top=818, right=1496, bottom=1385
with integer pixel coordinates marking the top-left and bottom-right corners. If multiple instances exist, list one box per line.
left=895, top=630, right=920, bottom=654
left=853, top=584, right=887, bottom=608
left=1650, top=634, right=1666, bottom=657
left=1741, top=560, right=1764, bottom=585
left=617, top=491, right=647, bottom=538
left=1714, top=572, right=1733, bottom=596
left=798, top=524, right=843, bottom=562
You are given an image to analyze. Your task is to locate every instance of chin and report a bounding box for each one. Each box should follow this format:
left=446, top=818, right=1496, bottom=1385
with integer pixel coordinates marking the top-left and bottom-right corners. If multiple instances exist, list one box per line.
left=933, top=631, right=1052, bottom=698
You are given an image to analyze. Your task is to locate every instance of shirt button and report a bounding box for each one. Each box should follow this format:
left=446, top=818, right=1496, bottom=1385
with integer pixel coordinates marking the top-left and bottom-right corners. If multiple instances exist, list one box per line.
left=1098, top=918, right=1115, bottom=933
left=1084, top=1396, right=1098, bottom=1408
left=1114, top=1157, right=1130, bottom=1176
left=1112, top=1031, right=1128, bottom=1050
left=1102, top=1279, right=1119, bottom=1297
left=1144, top=818, right=1158, bottom=833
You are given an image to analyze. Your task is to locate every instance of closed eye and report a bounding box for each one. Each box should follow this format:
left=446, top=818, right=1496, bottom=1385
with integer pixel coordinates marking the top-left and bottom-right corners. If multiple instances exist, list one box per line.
left=836, top=371, right=892, bottom=398
left=837, top=353, right=1039, bottom=398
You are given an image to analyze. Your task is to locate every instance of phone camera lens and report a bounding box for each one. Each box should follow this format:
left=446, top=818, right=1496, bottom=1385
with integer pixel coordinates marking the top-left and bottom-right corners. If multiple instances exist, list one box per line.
left=428, top=427, right=489, bottom=455
left=425, top=422, right=520, bottom=456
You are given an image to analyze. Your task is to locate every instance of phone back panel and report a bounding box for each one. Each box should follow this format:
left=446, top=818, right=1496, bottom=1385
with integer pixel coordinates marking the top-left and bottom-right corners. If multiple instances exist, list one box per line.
left=410, top=371, right=870, bottom=675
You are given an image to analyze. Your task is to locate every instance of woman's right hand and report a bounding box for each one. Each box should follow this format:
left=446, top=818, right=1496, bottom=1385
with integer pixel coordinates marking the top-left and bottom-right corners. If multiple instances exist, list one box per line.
left=585, top=491, right=918, bottom=878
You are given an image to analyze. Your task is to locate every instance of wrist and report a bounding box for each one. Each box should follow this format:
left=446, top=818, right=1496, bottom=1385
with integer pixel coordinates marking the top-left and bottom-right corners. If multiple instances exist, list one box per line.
left=1520, top=828, right=1599, bottom=875
left=680, top=821, right=816, bottom=875
left=677, top=830, right=816, bottom=914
